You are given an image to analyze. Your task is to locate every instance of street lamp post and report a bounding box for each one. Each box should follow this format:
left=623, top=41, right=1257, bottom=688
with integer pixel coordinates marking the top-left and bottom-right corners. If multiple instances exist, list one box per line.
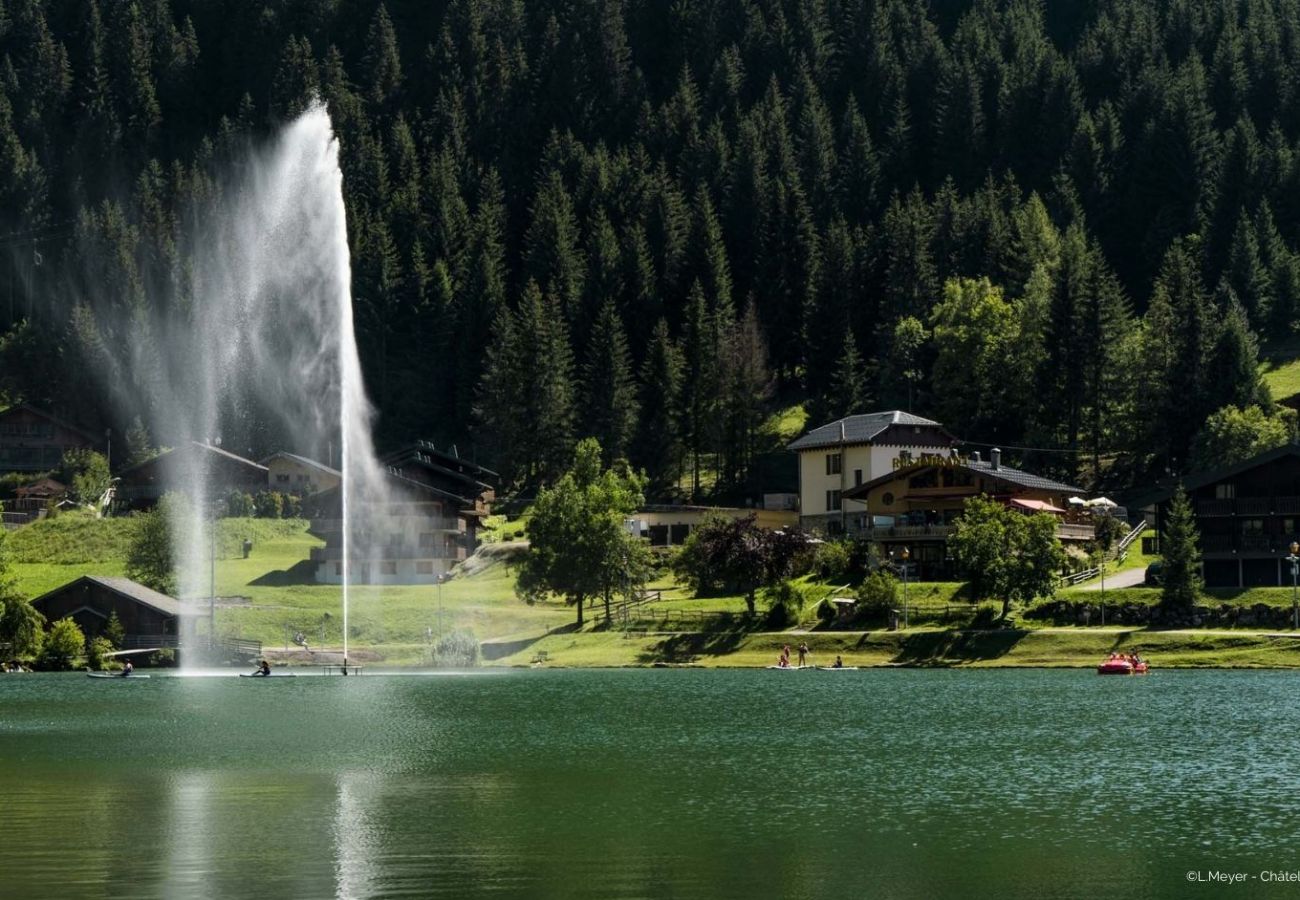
left=437, top=573, right=444, bottom=641
left=1288, top=542, right=1300, bottom=631
left=901, top=546, right=911, bottom=630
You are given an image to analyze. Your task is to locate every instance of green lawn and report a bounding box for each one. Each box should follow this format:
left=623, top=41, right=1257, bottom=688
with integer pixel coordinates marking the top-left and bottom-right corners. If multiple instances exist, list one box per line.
left=13, top=513, right=1300, bottom=667
left=1260, top=340, right=1300, bottom=400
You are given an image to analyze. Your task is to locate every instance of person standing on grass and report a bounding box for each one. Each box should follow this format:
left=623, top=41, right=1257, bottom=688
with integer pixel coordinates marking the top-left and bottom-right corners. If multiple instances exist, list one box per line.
left=797, top=642, right=809, bottom=667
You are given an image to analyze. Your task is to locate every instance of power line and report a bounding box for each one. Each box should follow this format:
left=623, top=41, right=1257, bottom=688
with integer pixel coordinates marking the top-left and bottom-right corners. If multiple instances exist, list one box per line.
left=954, top=437, right=1090, bottom=455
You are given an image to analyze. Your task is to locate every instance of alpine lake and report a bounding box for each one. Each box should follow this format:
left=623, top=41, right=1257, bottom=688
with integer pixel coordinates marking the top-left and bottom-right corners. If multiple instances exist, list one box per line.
left=3, top=668, right=1299, bottom=899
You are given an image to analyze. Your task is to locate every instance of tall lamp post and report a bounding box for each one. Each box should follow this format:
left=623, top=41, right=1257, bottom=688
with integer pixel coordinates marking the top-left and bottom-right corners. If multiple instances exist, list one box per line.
left=901, top=546, right=911, bottom=630
left=1288, top=542, right=1300, bottom=631
left=436, top=573, right=445, bottom=641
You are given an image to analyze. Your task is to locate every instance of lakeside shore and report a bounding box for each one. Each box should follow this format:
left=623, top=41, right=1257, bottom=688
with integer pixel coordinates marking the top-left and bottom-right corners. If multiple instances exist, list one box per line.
left=474, top=626, right=1300, bottom=669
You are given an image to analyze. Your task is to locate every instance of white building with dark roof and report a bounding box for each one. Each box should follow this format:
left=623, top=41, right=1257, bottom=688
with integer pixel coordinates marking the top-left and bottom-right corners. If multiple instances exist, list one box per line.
left=787, top=411, right=956, bottom=533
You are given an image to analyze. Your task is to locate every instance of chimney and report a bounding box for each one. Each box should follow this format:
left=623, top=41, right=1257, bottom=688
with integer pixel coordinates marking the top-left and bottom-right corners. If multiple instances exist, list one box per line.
left=971, top=451, right=981, bottom=464
left=991, top=448, right=1001, bottom=470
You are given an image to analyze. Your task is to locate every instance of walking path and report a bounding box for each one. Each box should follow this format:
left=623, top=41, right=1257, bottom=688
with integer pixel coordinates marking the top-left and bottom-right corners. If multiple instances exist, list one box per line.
left=1079, top=567, right=1148, bottom=590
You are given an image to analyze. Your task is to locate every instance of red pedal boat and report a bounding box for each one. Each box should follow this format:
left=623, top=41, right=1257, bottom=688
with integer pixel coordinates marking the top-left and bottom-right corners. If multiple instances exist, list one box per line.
left=1097, top=656, right=1149, bottom=675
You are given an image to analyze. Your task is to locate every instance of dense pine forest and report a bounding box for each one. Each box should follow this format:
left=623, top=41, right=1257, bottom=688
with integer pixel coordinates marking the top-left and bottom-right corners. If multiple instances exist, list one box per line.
left=2, top=0, right=1299, bottom=499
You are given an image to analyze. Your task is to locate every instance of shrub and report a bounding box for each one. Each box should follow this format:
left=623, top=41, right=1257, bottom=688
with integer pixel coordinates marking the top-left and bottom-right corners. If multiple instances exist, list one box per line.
left=254, top=491, right=284, bottom=519
left=816, top=596, right=838, bottom=626
left=281, top=493, right=302, bottom=518
left=104, top=611, right=125, bottom=649
left=0, top=594, right=44, bottom=659
left=763, top=579, right=806, bottom=628
left=225, top=491, right=255, bottom=518
left=812, top=540, right=852, bottom=581
left=432, top=628, right=479, bottom=667
left=40, top=617, right=85, bottom=670
left=86, top=636, right=119, bottom=671
left=856, top=570, right=900, bottom=617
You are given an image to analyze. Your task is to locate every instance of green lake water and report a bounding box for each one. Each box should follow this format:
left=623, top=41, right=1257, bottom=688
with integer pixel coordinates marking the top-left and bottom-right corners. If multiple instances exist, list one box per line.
left=2, top=669, right=1299, bottom=899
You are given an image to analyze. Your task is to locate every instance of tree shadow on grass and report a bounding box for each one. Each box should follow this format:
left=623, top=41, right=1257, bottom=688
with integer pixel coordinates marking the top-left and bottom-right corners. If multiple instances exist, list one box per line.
left=888, top=628, right=1029, bottom=666
left=480, top=621, right=582, bottom=661
left=636, top=629, right=748, bottom=664
left=249, top=559, right=319, bottom=586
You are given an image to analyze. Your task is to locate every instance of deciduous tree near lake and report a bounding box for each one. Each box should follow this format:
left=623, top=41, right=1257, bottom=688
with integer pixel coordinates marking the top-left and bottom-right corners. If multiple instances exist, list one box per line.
left=0, top=522, right=42, bottom=659
left=673, top=514, right=810, bottom=616
left=516, top=438, right=648, bottom=627
left=949, top=495, right=1066, bottom=618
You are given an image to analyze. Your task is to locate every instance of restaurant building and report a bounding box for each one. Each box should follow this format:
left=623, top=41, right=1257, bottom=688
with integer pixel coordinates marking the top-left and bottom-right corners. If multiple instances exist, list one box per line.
left=839, top=448, right=1094, bottom=579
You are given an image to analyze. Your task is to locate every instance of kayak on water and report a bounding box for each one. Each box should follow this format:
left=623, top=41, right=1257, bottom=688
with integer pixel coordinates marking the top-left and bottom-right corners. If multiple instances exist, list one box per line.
left=87, top=672, right=151, bottom=679
left=765, top=665, right=814, bottom=670
left=817, top=666, right=860, bottom=670
left=239, top=673, right=297, bottom=677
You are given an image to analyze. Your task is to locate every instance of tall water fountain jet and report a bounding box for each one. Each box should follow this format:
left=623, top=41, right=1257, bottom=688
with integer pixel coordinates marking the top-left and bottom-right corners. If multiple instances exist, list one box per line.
left=114, top=103, right=387, bottom=662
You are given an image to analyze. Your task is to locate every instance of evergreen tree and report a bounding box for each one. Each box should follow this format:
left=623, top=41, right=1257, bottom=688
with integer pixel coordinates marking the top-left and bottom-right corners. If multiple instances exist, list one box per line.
left=634, top=318, right=684, bottom=496
left=525, top=168, right=586, bottom=325
left=826, top=330, right=869, bottom=421
left=1160, top=486, right=1201, bottom=610
left=718, top=298, right=772, bottom=492
left=581, top=299, right=638, bottom=465
left=364, top=3, right=403, bottom=107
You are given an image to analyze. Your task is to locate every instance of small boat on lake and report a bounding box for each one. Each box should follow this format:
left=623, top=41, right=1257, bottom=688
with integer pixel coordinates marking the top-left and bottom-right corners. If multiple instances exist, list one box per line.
left=1097, top=655, right=1149, bottom=675
left=87, top=672, right=151, bottom=679
left=239, top=673, right=297, bottom=678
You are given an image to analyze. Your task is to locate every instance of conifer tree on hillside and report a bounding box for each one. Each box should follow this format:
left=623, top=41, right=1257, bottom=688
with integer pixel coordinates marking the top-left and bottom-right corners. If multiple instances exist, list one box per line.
left=634, top=318, right=684, bottom=496
left=1160, top=486, right=1202, bottom=610
left=582, top=299, right=638, bottom=466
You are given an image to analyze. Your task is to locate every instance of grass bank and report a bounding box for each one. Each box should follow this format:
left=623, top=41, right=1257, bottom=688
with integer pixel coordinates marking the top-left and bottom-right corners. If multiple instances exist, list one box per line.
left=489, top=627, right=1300, bottom=669
left=11, top=514, right=1300, bottom=668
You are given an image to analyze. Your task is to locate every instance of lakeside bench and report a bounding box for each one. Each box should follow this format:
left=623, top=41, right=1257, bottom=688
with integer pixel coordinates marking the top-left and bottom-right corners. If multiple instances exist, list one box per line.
left=322, top=665, right=365, bottom=675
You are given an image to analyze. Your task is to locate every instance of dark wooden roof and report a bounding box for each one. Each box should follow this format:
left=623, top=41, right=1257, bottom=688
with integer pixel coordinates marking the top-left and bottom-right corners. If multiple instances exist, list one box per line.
left=31, top=575, right=180, bottom=618
left=118, top=441, right=268, bottom=477
left=1128, top=443, right=1300, bottom=509
left=788, top=411, right=952, bottom=452
left=842, top=458, right=1083, bottom=501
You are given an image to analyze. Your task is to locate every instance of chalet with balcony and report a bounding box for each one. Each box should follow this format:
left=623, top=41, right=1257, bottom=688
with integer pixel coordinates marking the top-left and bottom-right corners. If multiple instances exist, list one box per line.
left=839, top=448, right=1092, bottom=579
left=0, top=404, right=101, bottom=474
left=115, top=442, right=268, bottom=508
left=306, top=441, right=496, bottom=585
left=1140, top=444, right=1300, bottom=588
left=788, top=411, right=957, bottom=534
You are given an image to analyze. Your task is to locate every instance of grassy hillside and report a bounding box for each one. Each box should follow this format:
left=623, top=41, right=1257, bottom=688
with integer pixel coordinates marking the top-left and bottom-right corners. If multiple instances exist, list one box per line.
left=1260, top=340, right=1300, bottom=400
left=9, top=514, right=1300, bottom=666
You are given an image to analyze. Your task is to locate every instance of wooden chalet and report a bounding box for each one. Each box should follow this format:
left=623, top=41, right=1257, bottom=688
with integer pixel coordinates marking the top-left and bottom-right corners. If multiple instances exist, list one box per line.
left=307, top=441, right=497, bottom=585
left=1136, top=444, right=1300, bottom=588
left=115, top=442, right=268, bottom=508
left=0, top=404, right=101, bottom=474
left=31, top=576, right=180, bottom=647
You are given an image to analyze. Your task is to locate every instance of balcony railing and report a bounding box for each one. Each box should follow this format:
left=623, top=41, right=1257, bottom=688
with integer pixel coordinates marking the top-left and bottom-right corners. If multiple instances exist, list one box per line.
left=860, top=522, right=1094, bottom=541
left=1196, top=496, right=1300, bottom=517
left=1199, top=533, right=1300, bottom=554
left=309, top=517, right=464, bottom=534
